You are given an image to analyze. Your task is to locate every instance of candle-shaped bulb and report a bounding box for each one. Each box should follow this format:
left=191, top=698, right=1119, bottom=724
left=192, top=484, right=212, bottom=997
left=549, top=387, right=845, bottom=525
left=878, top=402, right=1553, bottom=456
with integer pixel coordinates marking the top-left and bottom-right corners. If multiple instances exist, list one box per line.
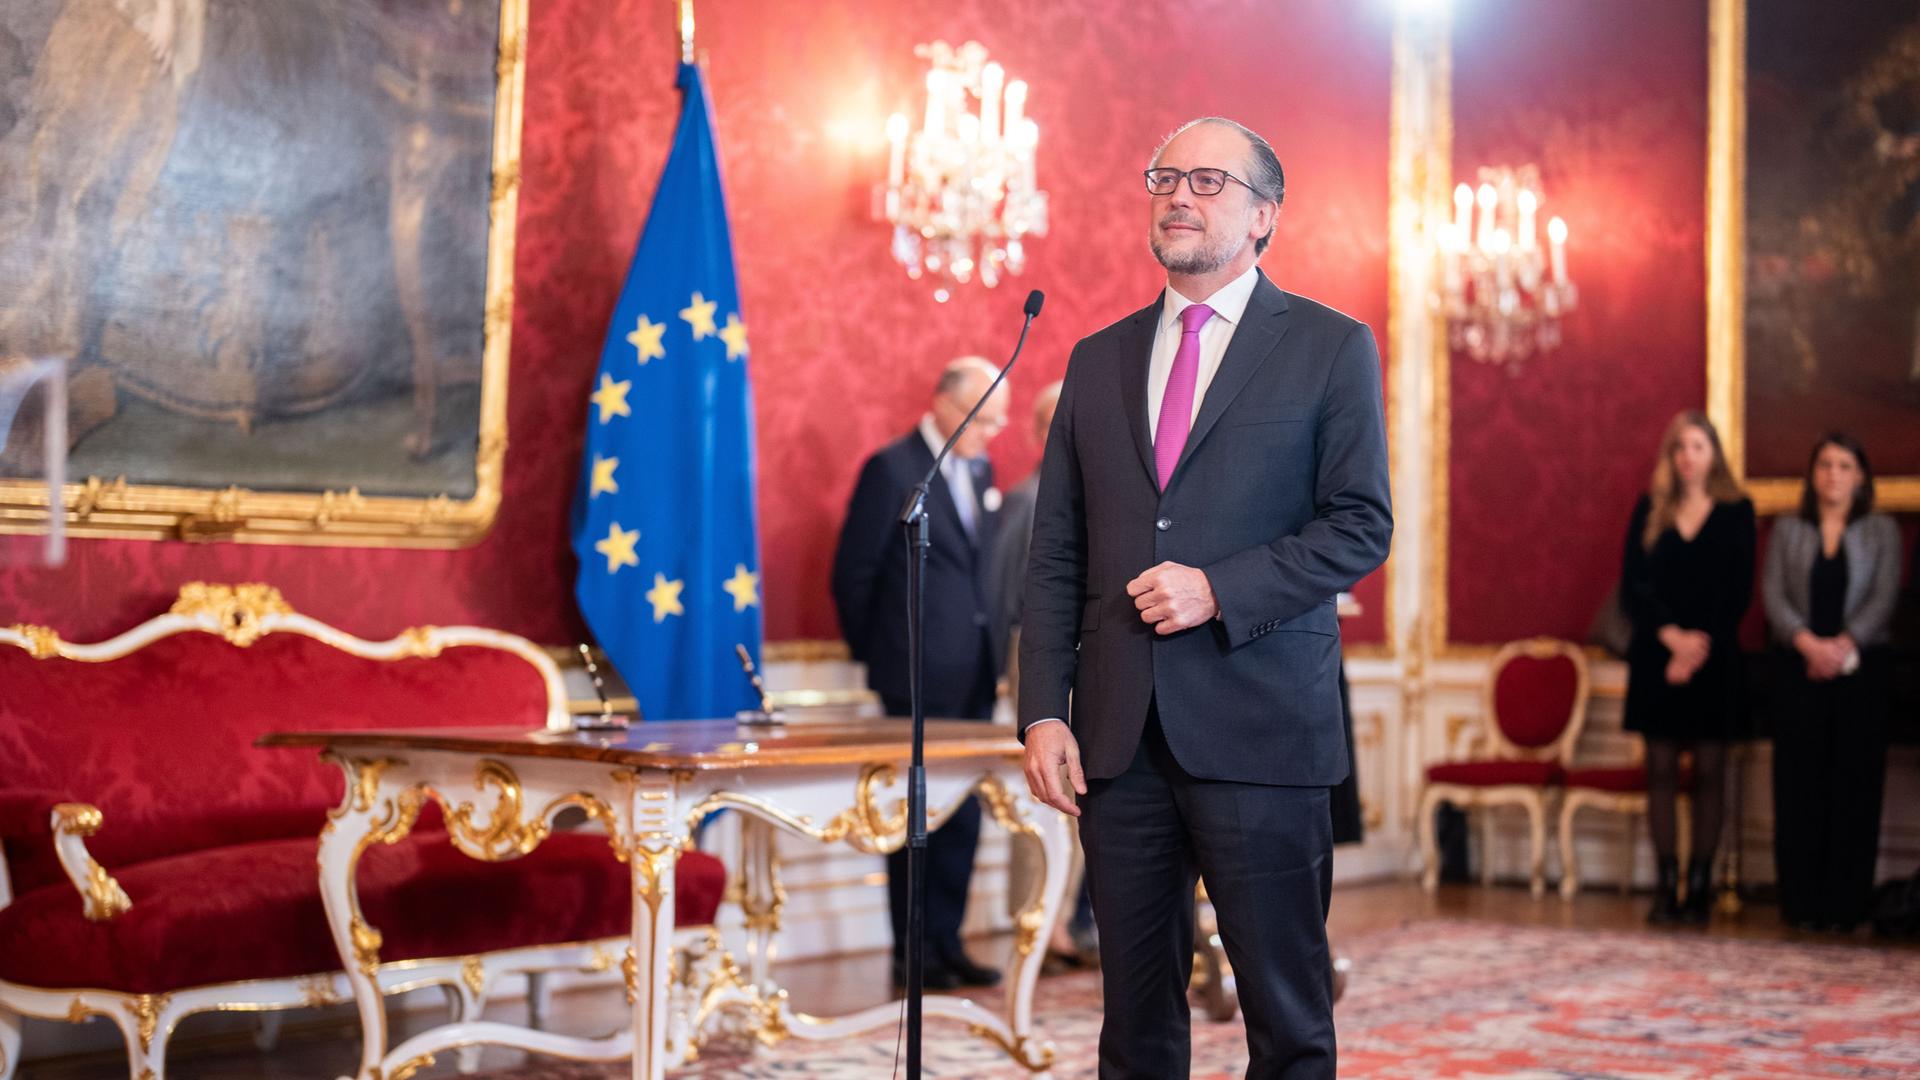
left=1476, top=182, right=1497, bottom=252
left=1547, top=216, right=1568, bottom=286
left=885, top=112, right=908, bottom=189
left=1004, top=79, right=1028, bottom=137
left=980, top=62, right=1004, bottom=143
left=924, top=69, right=945, bottom=137
left=1516, top=188, right=1537, bottom=250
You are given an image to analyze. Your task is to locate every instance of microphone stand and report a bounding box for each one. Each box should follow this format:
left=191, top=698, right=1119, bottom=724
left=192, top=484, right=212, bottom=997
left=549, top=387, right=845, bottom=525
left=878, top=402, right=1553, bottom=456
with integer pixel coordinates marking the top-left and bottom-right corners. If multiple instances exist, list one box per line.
left=895, top=290, right=1042, bottom=1078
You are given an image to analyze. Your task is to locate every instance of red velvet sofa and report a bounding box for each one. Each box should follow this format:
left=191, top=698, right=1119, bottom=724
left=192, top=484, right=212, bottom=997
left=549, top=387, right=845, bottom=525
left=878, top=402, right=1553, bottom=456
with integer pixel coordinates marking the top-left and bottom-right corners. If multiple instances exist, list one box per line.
left=0, top=583, right=726, bottom=1080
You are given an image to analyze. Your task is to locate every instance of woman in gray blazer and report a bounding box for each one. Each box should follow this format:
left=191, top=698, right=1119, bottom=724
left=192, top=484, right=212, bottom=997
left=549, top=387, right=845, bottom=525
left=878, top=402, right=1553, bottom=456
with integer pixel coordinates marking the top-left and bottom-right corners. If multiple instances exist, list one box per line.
left=1763, top=433, right=1903, bottom=931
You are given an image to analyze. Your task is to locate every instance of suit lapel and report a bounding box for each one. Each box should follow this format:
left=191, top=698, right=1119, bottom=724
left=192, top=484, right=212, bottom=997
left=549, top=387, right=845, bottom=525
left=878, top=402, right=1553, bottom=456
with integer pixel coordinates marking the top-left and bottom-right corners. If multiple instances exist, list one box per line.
left=1118, top=296, right=1166, bottom=488
left=1169, top=272, right=1292, bottom=487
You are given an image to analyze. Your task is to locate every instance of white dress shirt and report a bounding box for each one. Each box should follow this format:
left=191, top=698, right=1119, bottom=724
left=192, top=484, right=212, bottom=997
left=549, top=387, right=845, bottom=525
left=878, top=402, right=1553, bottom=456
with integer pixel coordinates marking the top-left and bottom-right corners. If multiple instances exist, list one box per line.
left=1146, top=264, right=1261, bottom=441
left=920, top=414, right=978, bottom=539
left=1027, top=266, right=1261, bottom=739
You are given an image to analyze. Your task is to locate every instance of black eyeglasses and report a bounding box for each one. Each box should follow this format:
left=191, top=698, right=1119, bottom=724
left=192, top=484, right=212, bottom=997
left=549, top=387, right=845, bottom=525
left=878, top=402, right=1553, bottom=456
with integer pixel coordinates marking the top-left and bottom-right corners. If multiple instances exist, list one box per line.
left=1144, top=167, right=1257, bottom=197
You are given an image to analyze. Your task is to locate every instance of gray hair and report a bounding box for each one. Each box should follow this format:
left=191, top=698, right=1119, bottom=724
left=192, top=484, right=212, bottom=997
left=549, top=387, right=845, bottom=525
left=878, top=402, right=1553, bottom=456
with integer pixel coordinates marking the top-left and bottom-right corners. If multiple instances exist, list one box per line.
left=934, top=355, right=1002, bottom=398
left=1152, top=116, right=1285, bottom=255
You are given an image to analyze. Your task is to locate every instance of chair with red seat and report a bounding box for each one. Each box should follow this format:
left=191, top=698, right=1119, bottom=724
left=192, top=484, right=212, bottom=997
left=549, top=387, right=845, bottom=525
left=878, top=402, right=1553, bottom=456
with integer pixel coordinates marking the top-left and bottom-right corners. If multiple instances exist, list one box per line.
left=1417, top=638, right=1589, bottom=898
left=1557, top=749, right=1692, bottom=900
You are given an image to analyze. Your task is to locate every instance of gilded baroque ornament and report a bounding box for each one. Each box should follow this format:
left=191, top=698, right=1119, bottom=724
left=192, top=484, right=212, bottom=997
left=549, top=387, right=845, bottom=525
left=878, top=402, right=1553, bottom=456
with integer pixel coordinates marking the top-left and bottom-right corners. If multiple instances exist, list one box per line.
left=6, top=623, right=62, bottom=658
left=387, top=1052, right=437, bottom=1080
left=130, top=994, right=167, bottom=1054
left=83, top=860, right=133, bottom=921
left=52, top=802, right=103, bottom=836
left=169, top=582, right=292, bottom=646
left=684, top=762, right=917, bottom=855
left=460, top=956, right=486, bottom=997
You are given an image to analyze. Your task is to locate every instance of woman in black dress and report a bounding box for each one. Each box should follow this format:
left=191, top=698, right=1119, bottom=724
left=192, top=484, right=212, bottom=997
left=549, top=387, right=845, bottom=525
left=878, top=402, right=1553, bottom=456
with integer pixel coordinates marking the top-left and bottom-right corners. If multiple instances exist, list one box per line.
left=1762, top=434, right=1902, bottom=931
left=1621, top=411, right=1756, bottom=924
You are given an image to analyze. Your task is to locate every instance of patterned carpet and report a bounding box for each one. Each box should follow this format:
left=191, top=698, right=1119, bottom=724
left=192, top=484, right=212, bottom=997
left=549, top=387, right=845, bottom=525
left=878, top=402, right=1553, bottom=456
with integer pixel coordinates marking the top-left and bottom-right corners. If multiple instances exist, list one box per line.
left=479, top=920, right=1920, bottom=1078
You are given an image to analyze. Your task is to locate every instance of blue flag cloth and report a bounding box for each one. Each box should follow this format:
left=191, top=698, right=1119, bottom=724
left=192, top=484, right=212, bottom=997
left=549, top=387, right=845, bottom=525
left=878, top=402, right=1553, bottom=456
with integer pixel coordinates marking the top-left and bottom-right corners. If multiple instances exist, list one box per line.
left=572, top=62, right=761, bottom=720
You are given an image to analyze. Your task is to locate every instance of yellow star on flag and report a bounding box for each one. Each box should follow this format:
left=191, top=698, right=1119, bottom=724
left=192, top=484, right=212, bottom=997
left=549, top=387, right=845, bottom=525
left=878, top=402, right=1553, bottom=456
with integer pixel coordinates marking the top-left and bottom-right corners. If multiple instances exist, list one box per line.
left=722, top=563, right=760, bottom=611
left=590, top=373, right=632, bottom=424
left=590, top=455, right=619, bottom=497
left=594, top=522, right=640, bottom=574
left=626, top=314, right=667, bottom=365
left=645, top=573, right=686, bottom=622
left=718, top=313, right=749, bottom=361
left=679, top=292, right=718, bottom=341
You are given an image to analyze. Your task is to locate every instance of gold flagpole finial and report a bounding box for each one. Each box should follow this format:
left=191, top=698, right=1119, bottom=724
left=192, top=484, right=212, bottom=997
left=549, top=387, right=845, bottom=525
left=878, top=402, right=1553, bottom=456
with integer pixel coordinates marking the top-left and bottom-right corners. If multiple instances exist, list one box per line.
left=677, top=0, right=695, bottom=65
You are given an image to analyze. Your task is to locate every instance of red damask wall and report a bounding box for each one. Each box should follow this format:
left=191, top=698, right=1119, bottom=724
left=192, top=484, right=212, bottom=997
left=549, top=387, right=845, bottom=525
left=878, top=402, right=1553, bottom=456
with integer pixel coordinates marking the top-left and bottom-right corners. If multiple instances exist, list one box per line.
left=0, top=0, right=1392, bottom=645
left=1446, top=0, right=1711, bottom=645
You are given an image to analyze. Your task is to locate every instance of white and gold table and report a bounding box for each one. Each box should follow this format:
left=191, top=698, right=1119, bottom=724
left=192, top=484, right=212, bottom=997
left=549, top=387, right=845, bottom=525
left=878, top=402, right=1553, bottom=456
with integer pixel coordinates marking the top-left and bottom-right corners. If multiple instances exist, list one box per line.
left=263, top=714, right=1071, bottom=1080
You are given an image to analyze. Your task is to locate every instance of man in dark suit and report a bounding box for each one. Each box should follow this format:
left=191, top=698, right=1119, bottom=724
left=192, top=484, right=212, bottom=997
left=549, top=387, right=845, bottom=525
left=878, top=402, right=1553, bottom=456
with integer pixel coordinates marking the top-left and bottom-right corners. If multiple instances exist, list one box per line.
left=1018, top=117, right=1392, bottom=1078
left=831, top=356, right=1010, bottom=989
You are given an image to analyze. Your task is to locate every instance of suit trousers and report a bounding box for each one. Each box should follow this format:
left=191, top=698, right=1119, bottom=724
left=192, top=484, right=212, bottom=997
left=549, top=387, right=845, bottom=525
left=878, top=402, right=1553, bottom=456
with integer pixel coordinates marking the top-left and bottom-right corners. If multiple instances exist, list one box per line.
left=1080, top=705, right=1335, bottom=1079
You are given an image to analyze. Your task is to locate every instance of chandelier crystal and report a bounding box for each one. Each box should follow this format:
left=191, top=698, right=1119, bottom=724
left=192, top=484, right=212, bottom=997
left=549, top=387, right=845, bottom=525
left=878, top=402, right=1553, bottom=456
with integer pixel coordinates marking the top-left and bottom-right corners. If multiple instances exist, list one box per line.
left=1436, top=165, right=1577, bottom=369
left=878, top=41, right=1047, bottom=302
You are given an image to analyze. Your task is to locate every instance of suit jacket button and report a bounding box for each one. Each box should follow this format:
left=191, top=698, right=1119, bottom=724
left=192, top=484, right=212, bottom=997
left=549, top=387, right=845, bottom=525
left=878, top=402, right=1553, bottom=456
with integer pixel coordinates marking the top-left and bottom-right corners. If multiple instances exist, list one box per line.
left=973, top=612, right=988, bottom=627
left=1155, top=517, right=1171, bottom=531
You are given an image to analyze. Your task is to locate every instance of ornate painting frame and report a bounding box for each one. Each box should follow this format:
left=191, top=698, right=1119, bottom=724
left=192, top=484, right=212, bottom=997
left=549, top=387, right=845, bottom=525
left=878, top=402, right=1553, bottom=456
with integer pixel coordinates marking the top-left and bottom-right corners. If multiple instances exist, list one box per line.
left=1707, top=0, right=1920, bottom=514
left=0, top=0, right=527, bottom=548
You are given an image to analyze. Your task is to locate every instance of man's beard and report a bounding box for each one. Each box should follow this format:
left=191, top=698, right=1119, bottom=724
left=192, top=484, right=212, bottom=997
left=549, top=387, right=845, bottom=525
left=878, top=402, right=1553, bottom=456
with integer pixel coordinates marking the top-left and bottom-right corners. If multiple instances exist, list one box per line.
left=1151, top=224, right=1240, bottom=275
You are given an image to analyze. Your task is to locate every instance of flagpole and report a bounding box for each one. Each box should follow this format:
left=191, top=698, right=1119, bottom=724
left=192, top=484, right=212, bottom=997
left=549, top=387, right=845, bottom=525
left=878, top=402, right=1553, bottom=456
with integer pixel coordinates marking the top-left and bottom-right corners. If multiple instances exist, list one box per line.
left=677, top=0, right=695, bottom=64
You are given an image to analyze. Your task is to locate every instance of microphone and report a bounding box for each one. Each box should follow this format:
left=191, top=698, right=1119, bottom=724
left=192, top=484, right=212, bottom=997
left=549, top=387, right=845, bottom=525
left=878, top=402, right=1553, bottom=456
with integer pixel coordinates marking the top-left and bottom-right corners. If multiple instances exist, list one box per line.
left=733, top=642, right=786, bottom=726
left=902, top=290, right=1045, bottom=523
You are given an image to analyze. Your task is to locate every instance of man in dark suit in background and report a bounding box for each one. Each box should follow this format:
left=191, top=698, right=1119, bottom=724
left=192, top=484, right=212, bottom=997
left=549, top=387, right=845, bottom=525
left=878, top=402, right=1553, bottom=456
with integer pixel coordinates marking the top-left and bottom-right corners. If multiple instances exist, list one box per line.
left=1018, top=117, right=1392, bottom=1078
left=831, top=355, right=1010, bottom=990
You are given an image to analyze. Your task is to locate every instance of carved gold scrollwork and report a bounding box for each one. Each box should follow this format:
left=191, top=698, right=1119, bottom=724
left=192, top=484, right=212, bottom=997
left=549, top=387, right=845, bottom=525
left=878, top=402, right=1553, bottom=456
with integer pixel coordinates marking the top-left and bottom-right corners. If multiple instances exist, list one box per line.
left=621, top=947, right=640, bottom=1006
left=83, top=861, right=132, bottom=922
left=66, top=997, right=93, bottom=1024
left=350, top=917, right=385, bottom=979
left=689, top=762, right=914, bottom=855
left=297, top=975, right=341, bottom=1008
left=460, top=956, right=486, bottom=997
left=632, top=843, right=677, bottom=918
left=439, top=759, right=625, bottom=863
left=129, top=994, right=166, bottom=1054
left=976, top=774, right=1038, bottom=838
left=52, top=802, right=102, bottom=836
left=967, top=1024, right=1056, bottom=1072
left=6, top=623, right=61, bottom=658
left=388, top=1052, right=437, bottom=1080
left=169, top=582, right=292, bottom=646
left=397, top=626, right=443, bottom=658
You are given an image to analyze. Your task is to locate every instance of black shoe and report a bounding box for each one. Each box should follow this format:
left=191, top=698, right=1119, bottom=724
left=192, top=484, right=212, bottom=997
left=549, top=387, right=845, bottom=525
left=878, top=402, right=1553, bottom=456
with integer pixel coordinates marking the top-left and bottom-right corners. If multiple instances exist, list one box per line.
left=1681, top=857, right=1713, bottom=926
left=937, top=949, right=1002, bottom=988
left=891, top=956, right=961, bottom=991
left=1647, top=856, right=1682, bottom=925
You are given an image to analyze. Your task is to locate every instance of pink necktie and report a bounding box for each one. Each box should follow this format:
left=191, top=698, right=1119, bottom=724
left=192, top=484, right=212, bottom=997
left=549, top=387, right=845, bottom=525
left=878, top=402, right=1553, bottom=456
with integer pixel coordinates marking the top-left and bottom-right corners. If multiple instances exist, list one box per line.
left=1154, top=303, right=1214, bottom=490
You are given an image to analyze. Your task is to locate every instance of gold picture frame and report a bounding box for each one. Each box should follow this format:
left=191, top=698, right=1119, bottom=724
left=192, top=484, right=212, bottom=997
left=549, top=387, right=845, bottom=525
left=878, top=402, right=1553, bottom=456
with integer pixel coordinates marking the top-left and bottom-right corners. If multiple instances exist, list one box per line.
left=1707, top=0, right=1920, bottom=514
left=0, top=0, right=527, bottom=547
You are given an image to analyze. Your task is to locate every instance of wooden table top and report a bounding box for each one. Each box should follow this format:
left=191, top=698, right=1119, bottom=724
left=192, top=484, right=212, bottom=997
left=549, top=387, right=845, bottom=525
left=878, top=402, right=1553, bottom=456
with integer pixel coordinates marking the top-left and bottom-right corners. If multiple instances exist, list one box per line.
left=258, top=710, right=1023, bottom=771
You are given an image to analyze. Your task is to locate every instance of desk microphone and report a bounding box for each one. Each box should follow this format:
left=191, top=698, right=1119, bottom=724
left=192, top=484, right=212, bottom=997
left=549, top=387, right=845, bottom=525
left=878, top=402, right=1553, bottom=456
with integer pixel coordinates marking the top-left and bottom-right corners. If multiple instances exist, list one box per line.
left=734, top=643, right=786, bottom=725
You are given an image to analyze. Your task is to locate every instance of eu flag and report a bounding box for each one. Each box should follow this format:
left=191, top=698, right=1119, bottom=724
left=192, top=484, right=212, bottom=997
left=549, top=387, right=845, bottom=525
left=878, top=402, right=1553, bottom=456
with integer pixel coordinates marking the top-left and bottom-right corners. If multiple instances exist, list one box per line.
left=572, top=62, right=761, bottom=720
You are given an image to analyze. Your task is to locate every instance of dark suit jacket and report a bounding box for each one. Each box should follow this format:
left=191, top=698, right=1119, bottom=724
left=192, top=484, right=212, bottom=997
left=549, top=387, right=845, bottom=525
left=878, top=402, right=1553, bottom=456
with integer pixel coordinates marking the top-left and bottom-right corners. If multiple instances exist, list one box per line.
left=831, top=430, right=1000, bottom=717
left=1018, top=271, right=1392, bottom=785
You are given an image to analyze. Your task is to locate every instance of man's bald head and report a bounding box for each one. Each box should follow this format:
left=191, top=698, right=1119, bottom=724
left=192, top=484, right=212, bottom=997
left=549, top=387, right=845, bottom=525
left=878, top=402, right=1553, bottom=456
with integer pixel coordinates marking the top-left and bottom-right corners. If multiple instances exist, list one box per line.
left=930, top=356, right=1009, bottom=459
